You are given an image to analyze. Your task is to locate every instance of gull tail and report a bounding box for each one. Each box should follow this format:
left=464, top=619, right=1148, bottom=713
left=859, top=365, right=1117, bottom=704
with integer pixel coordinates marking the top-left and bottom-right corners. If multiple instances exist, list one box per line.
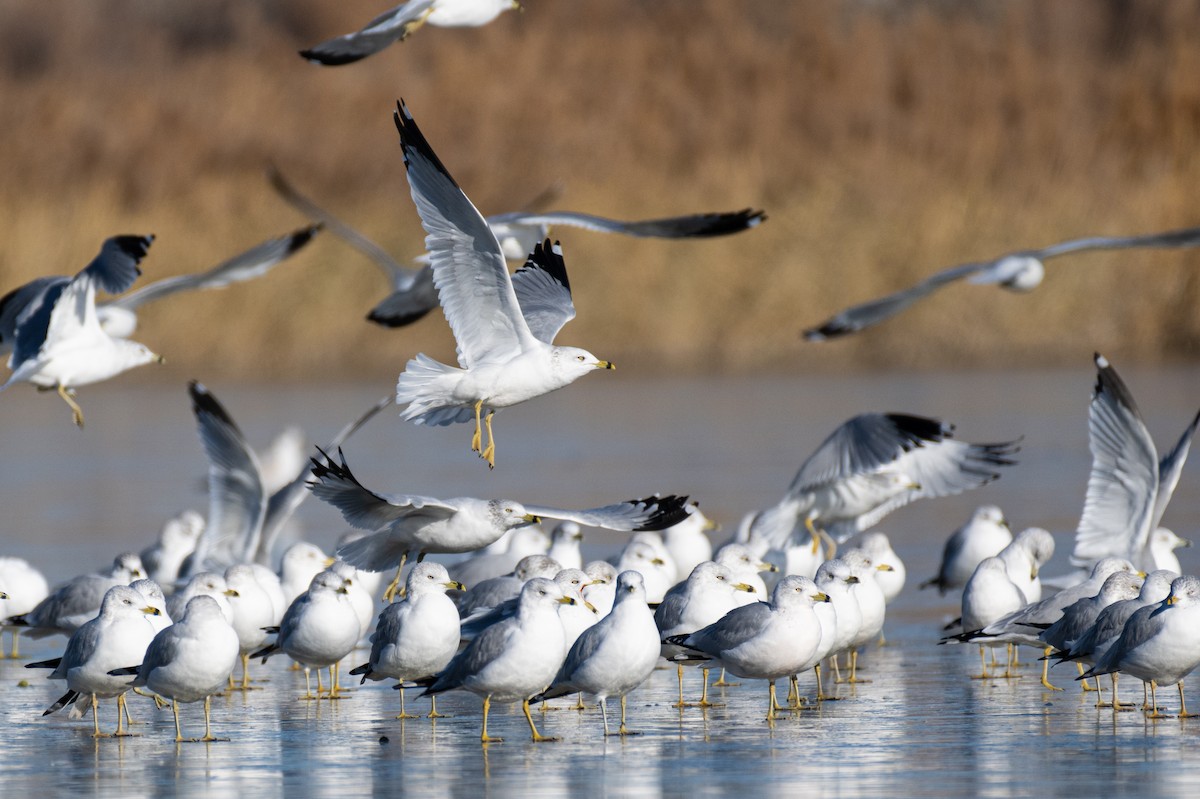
left=395, top=353, right=474, bottom=426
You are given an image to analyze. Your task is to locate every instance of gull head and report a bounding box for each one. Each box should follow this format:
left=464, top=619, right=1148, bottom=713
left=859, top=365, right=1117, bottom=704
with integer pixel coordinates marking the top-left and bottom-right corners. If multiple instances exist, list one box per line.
left=553, top=346, right=614, bottom=380
left=969, top=255, right=1045, bottom=292
left=117, top=340, right=165, bottom=370
left=487, top=500, right=540, bottom=532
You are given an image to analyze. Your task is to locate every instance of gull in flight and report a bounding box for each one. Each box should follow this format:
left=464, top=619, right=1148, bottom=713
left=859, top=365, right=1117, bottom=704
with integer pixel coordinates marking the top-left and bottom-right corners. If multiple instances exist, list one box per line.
left=392, top=101, right=617, bottom=467
left=0, top=235, right=162, bottom=425
left=268, top=166, right=765, bottom=329
left=300, top=0, right=522, bottom=66
left=308, top=447, right=690, bottom=600
left=743, top=412, right=1019, bottom=553
left=1067, top=353, right=1200, bottom=575
left=804, top=223, right=1200, bottom=340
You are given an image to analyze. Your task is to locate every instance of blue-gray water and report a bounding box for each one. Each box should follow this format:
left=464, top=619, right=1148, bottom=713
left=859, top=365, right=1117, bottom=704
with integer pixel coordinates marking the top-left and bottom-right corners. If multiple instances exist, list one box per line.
left=3, top=367, right=1200, bottom=797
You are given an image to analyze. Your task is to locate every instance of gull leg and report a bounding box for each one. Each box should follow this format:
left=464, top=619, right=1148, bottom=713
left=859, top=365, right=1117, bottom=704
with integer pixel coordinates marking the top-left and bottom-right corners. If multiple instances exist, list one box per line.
left=481, top=411, right=496, bottom=470
left=395, top=686, right=418, bottom=719
left=382, top=553, right=410, bottom=603
left=1146, top=680, right=1167, bottom=719
left=806, top=517, right=821, bottom=555
left=427, top=695, right=448, bottom=719
left=10, top=629, right=21, bottom=658
left=766, top=681, right=779, bottom=722
left=1040, top=647, right=1062, bottom=691
left=400, top=6, right=434, bottom=39
left=173, top=700, right=184, bottom=742
left=480, top=696, right=503, bottom=744
left=818, top=529, right=838, bottom=561
left=134, top=686, right=167, bottom=709
left=600, top=698, right=610, bottom=736
left=847, top=649, right=870, bottom=683
left=1076, top=662, right=1097, bottom=692
left=90, top=695, right=107, bottom=738
left=572, top=693, right=587, bottom=711
left=697, top=667, right=717, bottom=707
left=114, top=693, right=135, bottom=737
left=1178, top=683, right=1195, bottom=718
left=971, top=645, right=991, bottom=680
left=57, top=384, right=85, bottom=428
left=713, top=668, right=739, bottom=687
left=815, top=664, right=833, bottom=701
left=199, top=696, right=221, bottom=741
left=674, top=664, right=686, bottom=708
left=523, top=699, right=559, bottom=742
left=471, top=399, right=483, bottom=454
left=617, top=695, right=636, bottom=735
left=298, top=667, right=318, bottom=701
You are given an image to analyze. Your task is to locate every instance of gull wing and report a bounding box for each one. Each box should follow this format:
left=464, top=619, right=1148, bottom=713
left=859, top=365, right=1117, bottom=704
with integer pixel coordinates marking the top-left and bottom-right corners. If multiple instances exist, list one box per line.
left=0, top=276, right=62, bottom=355
left=104, top=225, right=320, bottom=311
left=393, top=101, right=534, bottom=368
left=299, top=0, right=436, bottom=66
left=256, top=396, right=393, bottom=565
left=1151, top=408, right=1200, bottom=531
left=9, top=235, right=154, bottom=372
left=487, top=207, right=767, bottom=259
left=802, top=260, right=988, bottom=341
left=308, top=447, right=455, bottom=531
left=187, top=381, right=267, bottom=574
left=510, top=240, right=575, bottom=344
left=522, top=494, right=691, bottom=532
left=1070, top=354, right=1159, bottom=568
left=1032, top=224, right=1200, bottom=259
left=683, top=601, right=772, bottom=655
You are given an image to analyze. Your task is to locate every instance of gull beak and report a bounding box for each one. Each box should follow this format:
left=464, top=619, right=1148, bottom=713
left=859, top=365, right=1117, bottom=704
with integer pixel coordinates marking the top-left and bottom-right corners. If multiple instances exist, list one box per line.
left=522, top=514, right=541, bottom=524
left=758, top=561, right=780, bottom=573
left=323, top=557, right=337, bottom=567
left=813, top=592, right=831, bottom=603
left=650, top=557, right=665, bottom=566
left=445, top=581, right=466, bottom=591
left=558, top=596, right=577, bottom=606
left=703, top=517, right=720, bottom=532
left=587, top=579, right=606, bottom=586
left=907, top=481, right=922, bottom=491
left=733, top=582, right=757, bottom=593
left=1137, top=570, right=1148, bottom=578
left=1030, top=568, right=1038, bottom=581
left=224, top=589, right=240, bottom=597
left=597, top=360, right=615, bottom=370
left=154, top=354, right=166, bottom=364
left=337, top=586, right=350, bottom=595
left=1167, top=594, right=1178, bottom=605
left=845, top=575, right=860, bottom=585
left=0, top=591, right=6, bottom=599
left=876, top=564, right=895, bottom=572
left=1183, top=538, right=1194, bottom=548
left=513, top=0, right=522, bottom=11
left=585, top=600, right=598, bottom=613
left=142, top=606, right=161, bottom=616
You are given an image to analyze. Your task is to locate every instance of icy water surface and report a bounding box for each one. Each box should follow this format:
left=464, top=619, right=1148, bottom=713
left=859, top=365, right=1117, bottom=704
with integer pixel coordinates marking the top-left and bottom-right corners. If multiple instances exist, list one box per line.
left=3, top=367, right=1200, bottom=797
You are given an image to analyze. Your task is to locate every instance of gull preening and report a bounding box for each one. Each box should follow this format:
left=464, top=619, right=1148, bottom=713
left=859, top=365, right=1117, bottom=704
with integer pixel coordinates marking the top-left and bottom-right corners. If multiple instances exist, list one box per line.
left=392, top=103, right=616, bottom=468
left=804, top=222, right=1200, bottom=340
left=0, top=234, right=162, bottom=426
left=300, top=0, right=522, bottom=66
left=269, top=167, right=764, bottom=329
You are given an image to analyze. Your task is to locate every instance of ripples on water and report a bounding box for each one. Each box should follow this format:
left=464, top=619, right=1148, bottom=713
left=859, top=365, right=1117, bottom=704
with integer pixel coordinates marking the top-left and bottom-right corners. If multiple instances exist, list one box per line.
left=3, top=369, right=1200, bottom=797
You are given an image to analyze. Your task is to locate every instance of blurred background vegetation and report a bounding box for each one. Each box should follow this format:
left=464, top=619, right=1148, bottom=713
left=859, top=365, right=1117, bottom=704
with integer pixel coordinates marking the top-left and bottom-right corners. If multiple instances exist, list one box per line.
left=2, top=0, right=1200, bottom=380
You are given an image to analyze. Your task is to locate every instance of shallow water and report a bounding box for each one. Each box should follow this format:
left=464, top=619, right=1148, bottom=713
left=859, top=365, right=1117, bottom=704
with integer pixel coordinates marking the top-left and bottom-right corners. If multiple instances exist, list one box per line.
left=3, top=367, right=1200, bottom=797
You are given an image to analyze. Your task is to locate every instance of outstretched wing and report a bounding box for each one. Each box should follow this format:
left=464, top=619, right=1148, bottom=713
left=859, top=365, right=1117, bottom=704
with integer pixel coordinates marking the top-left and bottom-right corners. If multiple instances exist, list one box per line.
left=394, top=102, right=534, bottom=368
left=104, top=225, right=320, bottom=311
left=299, top=0, right=435, bottom=66
left=510, top=240, right=575, bottom=343
left=522, top=494, right=691, bottom=532
left=1071, top=354, right=1159, bottom=568
left=308, top=447, right=454, bottom=531
left=186, top=381, right=266, bottom=574
left=1150, top=409, right=1200, bottom=532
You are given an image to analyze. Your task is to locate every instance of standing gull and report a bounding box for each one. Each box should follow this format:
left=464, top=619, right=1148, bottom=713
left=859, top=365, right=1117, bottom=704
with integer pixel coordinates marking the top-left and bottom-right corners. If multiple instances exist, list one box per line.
left=804, top=222, right=1200, bottom=340
left=0, top=234, right=162, bottom=425
left=310, top=447, right=689, bottom=600
left=419, top=577, right=575, bottom=743
left=391, top=101, right=616, bottom=468
left=919, top=505, right=1012, bottom=595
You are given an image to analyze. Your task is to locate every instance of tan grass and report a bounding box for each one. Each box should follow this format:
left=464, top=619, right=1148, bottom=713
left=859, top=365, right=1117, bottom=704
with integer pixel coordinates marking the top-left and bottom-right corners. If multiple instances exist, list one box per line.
left=1, top=0, right=1200, bottom=379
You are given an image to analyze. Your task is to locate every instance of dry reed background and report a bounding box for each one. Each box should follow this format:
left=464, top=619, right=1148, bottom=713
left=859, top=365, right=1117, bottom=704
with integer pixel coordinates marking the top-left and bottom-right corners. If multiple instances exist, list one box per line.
left=2, top=0, right=1200, bottom=380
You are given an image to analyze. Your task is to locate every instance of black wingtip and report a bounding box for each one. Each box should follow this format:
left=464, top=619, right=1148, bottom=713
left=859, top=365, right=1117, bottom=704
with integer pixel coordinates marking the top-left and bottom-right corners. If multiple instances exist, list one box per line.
left=289, top=223, right=324, bottom=252
left=299, top=47, right=369, bottom=67
left=631, top=494, right=693, bottom=531
left=520, top=239, right=571, bottom=294
left=1092, top=352, right=1142, bottom=418
left=392, top=100, right=462, bottom=189
left=188, top=380, right=242, bottom=435
left=366, top=304, right=435, bottom=328
left=107, top=665, right=141, bottom=677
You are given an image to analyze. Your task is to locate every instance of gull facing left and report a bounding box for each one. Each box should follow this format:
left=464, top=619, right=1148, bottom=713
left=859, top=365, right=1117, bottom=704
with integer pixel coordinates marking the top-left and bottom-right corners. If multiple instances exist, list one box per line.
left=391, top=102, right=614, bottom=468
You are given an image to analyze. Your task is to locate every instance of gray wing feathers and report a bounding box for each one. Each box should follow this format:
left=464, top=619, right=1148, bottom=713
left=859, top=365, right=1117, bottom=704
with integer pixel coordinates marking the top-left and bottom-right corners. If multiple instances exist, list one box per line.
left=486, top=208, right=767, bottom=239
left=1151, top=408, right=1200, bottom=531
left=510, top=240, right=575, bottom=344
left=308, top=448, right=451, bottom=532
left=686, top=603, right=771, bottom=654
left=300, top=0, right=434, bottom=66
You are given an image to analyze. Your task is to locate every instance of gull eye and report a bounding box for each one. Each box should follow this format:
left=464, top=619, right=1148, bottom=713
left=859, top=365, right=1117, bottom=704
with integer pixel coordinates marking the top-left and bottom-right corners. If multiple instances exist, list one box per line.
left=716, top=575, right=726, bottom=581
left=576, top=355, right=585, bottom=361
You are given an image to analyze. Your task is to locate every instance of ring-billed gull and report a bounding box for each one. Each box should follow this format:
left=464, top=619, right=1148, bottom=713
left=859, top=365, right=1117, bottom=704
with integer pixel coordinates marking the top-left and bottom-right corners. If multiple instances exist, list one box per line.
left=666, top=575, right=829, bottom=721
left=545, top=522, right=584, bottom=571
left=6, top=553, right=145, bottom=640
left=454, top=554, right=561, bottom=616
left=349, top=562, right=464, bottom=719
left=840, top=551, right=890, bottom=682
left=168, top=572, right=236, bottom=623
left=1067, top=354, right=1200, bottom=575
left=661, top=504, right=718, bottom=584
left=918, top=506, right=1012, bottom=595
left=1036, top=571, right=1143, bottom=690
left=279, top=542, right=336, bottom=609
left=948, top=556, right=1026, bottom=679
left=392, top=102, right=616, bottom=468
left=846, top=532, right=906, bottom=605
left=1081, top=575, right=1200, bottom=718
left=223, top=564, right=276, bottom=691
left=310, top=447, right=689, bottom=600
left=184, top=380, right=389, bottom=576
left=459, top=568, right=599, bottom=652
left=0, top=557, right=49, bottom=657
left=30, top=585, right=161, bottom=737
left=300, top=0, right=521, bottom=66
left=534, top=571, right=660, bottom=735
left=449, top=525, right=551, bottom=587
left=745, top=414, right=1018, bottom=551
left=268, top=166, right=765, bottom=328
left=252, top=570, right=361, bottom=700
left=582, top=561, right=618, bottom=616
left=112, top=594, right=240, bottom=742
left=804, top=222, right=1200, bottom=340
left=997, top=527, right=1055, bottom=604
left=0, top=234, right=162, bottom=426
left=655, top=561, right=757, bottom=707
left=419, top=576, right=575, bottom=743
left=139, top=510, right=205, bottom=587
left=95, top=225, right=321, bottom=339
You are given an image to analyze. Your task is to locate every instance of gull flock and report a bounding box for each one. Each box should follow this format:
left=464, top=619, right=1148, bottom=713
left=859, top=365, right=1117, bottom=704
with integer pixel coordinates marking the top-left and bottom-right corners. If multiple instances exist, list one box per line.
left=2, top=1, right=1200, bottom=751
